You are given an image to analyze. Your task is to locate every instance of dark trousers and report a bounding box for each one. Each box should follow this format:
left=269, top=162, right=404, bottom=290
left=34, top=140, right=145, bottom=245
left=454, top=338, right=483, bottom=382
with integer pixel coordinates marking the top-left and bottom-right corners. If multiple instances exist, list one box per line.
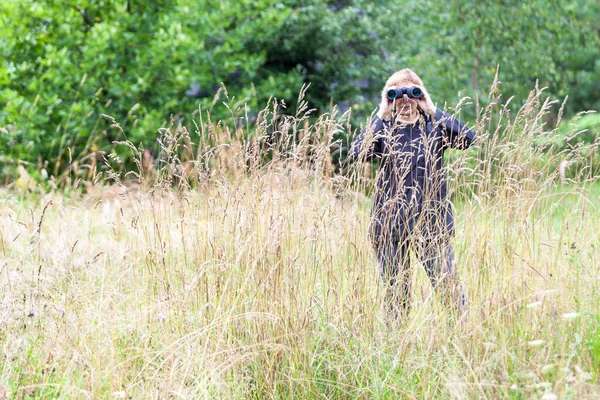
left=374, top=236, right=467, bottom=320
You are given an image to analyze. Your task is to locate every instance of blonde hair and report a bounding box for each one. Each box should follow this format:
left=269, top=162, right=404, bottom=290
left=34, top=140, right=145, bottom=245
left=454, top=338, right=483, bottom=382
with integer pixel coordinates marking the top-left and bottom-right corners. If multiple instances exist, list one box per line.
left=384, top=68, right=425, bottom=89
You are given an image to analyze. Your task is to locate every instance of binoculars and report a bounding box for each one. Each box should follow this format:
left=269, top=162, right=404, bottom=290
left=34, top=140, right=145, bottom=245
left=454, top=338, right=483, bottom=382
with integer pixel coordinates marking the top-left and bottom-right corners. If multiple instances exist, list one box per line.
left=386, top=86, right=423, bottom=100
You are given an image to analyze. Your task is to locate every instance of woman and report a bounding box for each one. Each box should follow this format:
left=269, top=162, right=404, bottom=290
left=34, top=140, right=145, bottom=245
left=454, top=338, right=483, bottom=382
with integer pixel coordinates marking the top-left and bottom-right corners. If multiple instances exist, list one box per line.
left=350, top=68, right=475, bottom=321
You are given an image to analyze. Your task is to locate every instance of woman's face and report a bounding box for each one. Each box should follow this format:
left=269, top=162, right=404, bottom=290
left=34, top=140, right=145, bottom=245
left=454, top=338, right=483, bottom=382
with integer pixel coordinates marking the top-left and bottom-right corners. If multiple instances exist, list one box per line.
left=393, top=93, right=419, bottom=116
left=386, top=79, right=422, bottom=118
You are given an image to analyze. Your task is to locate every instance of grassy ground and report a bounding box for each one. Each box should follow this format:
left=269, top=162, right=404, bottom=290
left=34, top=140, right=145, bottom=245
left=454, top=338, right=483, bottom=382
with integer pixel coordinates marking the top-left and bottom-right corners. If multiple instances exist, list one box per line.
left=1, top=87, right=600, bottom=398
left=1, top=175, right=599, bottom=399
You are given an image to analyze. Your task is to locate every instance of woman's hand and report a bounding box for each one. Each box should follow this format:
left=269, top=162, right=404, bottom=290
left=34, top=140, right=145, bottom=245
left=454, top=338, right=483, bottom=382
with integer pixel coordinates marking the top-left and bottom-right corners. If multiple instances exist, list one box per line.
left=376, top=90, right=394, bottom=120
left=416, top=85, right=436, bottom=116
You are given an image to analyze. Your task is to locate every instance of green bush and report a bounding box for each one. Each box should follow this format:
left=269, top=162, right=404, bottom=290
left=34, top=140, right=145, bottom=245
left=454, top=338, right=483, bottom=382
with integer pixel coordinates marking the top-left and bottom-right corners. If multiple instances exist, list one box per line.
left=0, top=0, right=598, bottom=183
left=0, top=0, right=394, bottom=180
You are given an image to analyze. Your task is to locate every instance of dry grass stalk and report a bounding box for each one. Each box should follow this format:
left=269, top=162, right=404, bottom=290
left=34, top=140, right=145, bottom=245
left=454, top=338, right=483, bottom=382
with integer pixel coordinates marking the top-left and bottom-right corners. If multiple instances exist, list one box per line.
left=0, top=83, right=599, bottom=398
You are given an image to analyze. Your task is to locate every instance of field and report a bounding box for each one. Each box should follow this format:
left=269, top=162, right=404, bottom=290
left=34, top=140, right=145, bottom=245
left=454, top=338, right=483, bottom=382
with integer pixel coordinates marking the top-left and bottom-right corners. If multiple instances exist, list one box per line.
left=1, top=90, right=600, bottom=398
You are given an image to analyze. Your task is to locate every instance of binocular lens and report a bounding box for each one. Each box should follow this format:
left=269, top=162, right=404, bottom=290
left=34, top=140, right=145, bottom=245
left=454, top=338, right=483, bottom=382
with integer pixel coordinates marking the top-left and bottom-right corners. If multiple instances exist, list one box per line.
left=410, top=87, right=422, bottom=98
left=387, top=89, right=399, bottom=99
left=386, top=87, right=422, bottom=100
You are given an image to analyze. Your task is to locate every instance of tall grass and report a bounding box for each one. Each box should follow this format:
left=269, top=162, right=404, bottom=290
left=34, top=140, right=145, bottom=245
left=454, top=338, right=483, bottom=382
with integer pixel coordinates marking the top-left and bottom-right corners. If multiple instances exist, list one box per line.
left=1, top=82, right=599, bottom=399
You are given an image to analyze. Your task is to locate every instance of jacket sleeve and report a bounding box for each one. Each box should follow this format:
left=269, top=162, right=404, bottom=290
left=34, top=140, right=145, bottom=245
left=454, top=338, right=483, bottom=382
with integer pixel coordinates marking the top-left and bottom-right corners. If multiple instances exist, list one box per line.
left=349, top=115, right=384, bottom=161
left=434, top=108, right=476, bottom=150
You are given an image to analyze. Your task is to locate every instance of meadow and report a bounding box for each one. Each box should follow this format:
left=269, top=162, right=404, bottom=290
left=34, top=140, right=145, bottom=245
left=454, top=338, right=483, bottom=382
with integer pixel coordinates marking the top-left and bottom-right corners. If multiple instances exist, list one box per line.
left=1, top=86, right=599, bottom=399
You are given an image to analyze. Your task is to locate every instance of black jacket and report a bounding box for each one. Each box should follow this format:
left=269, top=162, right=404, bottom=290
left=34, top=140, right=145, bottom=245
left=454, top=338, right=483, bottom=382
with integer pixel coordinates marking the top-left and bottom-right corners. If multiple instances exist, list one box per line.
left=350, top=108, right=476, bottom=242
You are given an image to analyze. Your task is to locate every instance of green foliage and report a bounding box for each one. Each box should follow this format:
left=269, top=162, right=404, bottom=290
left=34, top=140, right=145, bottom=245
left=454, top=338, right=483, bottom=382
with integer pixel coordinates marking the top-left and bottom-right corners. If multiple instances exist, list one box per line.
left=382, top=0, right=600, bottom=117
left=0, top=0, right=599, bottom=182
left=0, top=0, right=391, bottom=180
left=559, top=113, right=600, bottom=146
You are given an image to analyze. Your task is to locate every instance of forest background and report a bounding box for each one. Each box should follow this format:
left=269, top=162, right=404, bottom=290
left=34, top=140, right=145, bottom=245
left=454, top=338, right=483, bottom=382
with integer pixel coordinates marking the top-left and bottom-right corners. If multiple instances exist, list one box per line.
left=0, top=0, right=599, bottom=183
left=2, top=2, right=600, bottom=397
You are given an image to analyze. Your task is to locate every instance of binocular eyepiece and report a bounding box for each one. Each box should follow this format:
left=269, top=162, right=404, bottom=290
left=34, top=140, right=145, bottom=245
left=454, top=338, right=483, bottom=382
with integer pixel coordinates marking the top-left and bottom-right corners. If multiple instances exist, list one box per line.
left=386, top=86, right=423, bottom=100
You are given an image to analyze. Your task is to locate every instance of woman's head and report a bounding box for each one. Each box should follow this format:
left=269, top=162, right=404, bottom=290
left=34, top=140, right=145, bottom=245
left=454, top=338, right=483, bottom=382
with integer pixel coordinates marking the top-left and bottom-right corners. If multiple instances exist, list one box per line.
left=383, top=68, right=425, bottom=121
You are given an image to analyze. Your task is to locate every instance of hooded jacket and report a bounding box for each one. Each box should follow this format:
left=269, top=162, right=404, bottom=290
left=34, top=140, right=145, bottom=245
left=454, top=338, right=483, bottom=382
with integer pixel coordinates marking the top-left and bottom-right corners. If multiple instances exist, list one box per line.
left=350, top=108, right=476, bottom=243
